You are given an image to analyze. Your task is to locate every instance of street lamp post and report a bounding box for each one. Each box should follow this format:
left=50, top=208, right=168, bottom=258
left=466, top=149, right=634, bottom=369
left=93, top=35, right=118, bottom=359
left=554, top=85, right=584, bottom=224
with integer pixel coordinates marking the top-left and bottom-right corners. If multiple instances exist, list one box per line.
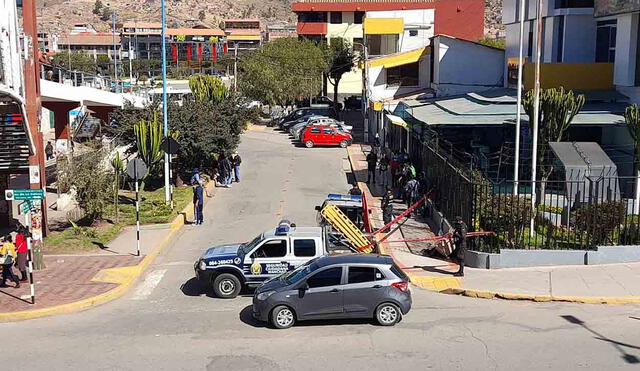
left=161, top=0, right=170, bottom=204
left=352, top=40, right=369, bottom=143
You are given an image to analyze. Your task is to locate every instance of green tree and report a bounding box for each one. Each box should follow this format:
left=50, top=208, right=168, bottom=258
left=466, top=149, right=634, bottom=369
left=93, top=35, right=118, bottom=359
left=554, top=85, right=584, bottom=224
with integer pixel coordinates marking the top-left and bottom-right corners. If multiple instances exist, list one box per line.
left=522, top=87, right=585, bottom=196
left=100, top=7, right=112, bottom=21
left=198, top=9, right=206, bottom=21
left=189, top=74, right=229, bottom=103
left=58, top=143, right=113, bottom=222
left=93, top=0, right=103, bottom=15
left=325, top=38, right=355, bottom=107
left=51, top=50, right=96, bottom=73
left=624, top=104, right=640, bottom=214
left=239, top=37, right=328, bottom=106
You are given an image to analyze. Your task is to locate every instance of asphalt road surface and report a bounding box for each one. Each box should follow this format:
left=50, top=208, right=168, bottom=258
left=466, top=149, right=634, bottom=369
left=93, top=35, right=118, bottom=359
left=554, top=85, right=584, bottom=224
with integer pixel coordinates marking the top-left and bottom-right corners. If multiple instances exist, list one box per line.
left=3, top=129, right=640, bottom=370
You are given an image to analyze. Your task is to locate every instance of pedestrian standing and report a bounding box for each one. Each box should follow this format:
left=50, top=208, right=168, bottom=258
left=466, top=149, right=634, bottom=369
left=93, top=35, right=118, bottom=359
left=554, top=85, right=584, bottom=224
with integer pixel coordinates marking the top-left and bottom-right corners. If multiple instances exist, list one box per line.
left=218, top=154, right=231, bottom=188
left=381, top=188, right=394, bottom=233
left=45, top=141, right=54, bottom=160
left=366, top=150, right=378, bottom=184
left=0, top=235, right=20, bottom=288
left=15, top=227, right=28, bottom=282
left=222, top=154, right=233, bottom=187
left=349, top=183, right=362, bottom=196
left=232, top=151, right=242, bottom=183
left=451, top=216, right=468, bottom=277
left=404, top=177, right=419, bottom=216
left=193, top=182, right=204, bottom=225
left=378, top=153, right=390, bottom=189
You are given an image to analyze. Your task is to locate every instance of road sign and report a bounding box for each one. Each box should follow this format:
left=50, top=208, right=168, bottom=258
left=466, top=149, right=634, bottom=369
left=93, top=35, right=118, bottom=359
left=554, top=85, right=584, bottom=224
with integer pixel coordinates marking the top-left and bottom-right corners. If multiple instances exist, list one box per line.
left=160, top=137, right=181, bottom=155
left=19, top=201, right=33, bottom=215
left=126, top=158, right=147, bottom=180
left=5, top=189, right=44, bottom=201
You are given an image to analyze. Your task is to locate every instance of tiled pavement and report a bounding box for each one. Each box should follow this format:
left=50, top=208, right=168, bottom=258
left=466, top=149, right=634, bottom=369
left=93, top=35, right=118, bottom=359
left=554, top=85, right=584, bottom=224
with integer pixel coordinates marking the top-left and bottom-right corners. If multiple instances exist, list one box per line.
left=0, top=254, right=142, bottom=314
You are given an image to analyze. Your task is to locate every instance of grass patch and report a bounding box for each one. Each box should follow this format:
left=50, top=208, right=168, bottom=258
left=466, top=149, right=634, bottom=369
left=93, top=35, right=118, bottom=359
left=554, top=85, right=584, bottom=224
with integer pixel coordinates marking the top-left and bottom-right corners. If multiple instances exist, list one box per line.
left=104, top=186, right=193, bottom=225
left=44, top=222, right=122, bottom=254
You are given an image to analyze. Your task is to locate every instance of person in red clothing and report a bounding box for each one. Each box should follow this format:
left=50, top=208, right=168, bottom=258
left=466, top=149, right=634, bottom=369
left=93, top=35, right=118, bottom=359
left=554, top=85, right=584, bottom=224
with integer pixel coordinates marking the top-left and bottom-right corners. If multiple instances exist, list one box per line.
left=15, top=226, right=28, bottom=282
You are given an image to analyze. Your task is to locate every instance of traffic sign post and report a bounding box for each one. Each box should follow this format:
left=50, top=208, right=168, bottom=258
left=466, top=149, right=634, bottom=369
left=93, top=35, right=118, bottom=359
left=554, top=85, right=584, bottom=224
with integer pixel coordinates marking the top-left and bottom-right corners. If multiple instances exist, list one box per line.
left=160, top=137, right=181, bottom=210
left=126, top=158, right=147, bottom=257
left=5, top=189, right=44, bottom=201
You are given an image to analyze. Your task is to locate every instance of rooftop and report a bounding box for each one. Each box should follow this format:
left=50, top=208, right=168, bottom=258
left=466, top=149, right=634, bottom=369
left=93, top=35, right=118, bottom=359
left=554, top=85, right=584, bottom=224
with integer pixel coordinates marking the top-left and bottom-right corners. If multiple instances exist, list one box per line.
left=396, top=88, right=627, bottom=127
left=166, top=28, right=225, bottom=36
left=58, top=32, right=119, bottom=46
left=317, top=254, right=393, bottom=267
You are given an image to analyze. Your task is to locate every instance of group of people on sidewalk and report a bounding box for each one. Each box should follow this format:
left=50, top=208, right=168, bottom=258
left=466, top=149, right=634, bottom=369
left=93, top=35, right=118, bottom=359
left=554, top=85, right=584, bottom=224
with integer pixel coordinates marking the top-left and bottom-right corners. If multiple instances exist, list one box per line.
left=363, top=145, right=468, bottom=276
left=0, top=226, right=30, bottom=288
left=190, top=151, right=242, bottom=225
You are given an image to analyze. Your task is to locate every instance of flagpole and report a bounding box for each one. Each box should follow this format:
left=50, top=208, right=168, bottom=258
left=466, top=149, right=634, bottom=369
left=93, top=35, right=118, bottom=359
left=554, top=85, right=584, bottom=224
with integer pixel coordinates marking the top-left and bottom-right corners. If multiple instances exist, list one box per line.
left=513, top=0, right=526, bottom=195
left=530, top=0, right=543, bottom=235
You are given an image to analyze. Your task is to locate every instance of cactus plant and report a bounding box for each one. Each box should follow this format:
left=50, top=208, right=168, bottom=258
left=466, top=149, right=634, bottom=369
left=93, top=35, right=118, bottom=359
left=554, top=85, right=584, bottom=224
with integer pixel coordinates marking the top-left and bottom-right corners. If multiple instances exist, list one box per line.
left=188, top=74, right=229, bottom=103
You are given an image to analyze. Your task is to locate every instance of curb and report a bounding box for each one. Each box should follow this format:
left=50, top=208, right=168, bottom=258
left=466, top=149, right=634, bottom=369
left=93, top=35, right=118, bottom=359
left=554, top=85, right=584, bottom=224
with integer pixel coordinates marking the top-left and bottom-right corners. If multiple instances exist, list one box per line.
left=346, top=144, right=640, bottom=305
left=0, top=186, right=209, bottom=322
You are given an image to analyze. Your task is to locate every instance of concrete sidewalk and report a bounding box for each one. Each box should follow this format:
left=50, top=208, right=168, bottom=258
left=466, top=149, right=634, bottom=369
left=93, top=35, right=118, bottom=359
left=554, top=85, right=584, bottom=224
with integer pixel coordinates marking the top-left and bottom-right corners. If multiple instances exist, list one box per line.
left=348, top=143, right=640, bottom=304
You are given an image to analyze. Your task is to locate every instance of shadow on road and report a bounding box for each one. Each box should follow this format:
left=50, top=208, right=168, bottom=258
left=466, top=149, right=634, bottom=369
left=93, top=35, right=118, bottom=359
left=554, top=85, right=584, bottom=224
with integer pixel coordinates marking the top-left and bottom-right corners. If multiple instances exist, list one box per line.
left=180, top=278, right=215, bottom=298
left=561, top=315, right=640, bottom=364
left=239, top=305, right=378, bottom=329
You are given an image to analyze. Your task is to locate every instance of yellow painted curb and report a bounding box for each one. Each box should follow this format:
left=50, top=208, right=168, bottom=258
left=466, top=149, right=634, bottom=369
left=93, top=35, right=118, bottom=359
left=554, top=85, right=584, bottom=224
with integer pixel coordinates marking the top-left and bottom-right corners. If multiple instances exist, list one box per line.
left=0, top=188, right=206, bottom=323
left=445, top=289, right=640, bottom=305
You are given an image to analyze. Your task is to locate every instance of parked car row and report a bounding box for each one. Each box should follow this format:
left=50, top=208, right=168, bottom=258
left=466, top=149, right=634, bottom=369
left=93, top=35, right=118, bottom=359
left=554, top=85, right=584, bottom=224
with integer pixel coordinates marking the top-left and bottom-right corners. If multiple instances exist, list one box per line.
left=273, top=107, right=353, bottom=148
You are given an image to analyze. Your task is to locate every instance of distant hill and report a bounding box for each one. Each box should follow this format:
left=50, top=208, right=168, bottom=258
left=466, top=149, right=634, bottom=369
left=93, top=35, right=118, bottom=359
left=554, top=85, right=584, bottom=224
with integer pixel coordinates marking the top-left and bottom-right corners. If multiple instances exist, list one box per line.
left=37, top=0, right=502, bottom=37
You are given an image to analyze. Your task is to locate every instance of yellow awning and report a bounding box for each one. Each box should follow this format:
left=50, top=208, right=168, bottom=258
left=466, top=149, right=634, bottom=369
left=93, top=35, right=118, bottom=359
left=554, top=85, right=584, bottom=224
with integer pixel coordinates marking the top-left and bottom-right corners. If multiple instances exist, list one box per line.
left=367, top=47, right=430, bottom=69
left=364, top=18, right=404, bottom=35
left=227, top=35, right=261, bottom=41
left=386, top=114, right=407, bottom=129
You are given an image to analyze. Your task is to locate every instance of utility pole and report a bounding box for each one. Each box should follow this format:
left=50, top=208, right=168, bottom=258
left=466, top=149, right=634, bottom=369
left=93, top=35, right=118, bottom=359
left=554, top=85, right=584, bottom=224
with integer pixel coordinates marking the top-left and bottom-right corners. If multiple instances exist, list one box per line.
left=233, top=43, right=238, bottom=92
left=362, top=35, right=369, bottom=144
left=161, top=0, right=171, bottom=204
left=128, top=37, right=133, bottom=86
left=22, top=0, right=49, bottom=240
left=112, top=11, right=118, bottom=92
left=513, top=0, right=527, bottom=195
left=530, top=0, right=544, bottom=235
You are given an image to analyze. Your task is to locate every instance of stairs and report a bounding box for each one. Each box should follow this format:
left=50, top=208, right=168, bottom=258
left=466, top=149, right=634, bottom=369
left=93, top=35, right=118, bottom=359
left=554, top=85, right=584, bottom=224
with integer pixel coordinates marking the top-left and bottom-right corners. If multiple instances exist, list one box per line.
left=0, top=113, right=30, bottom=170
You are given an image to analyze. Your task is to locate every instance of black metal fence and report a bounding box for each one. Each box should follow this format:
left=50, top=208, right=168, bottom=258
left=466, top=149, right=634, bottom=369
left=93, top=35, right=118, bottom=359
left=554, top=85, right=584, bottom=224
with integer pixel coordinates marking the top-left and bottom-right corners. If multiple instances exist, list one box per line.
left=407, top=131, right=640, bottom=252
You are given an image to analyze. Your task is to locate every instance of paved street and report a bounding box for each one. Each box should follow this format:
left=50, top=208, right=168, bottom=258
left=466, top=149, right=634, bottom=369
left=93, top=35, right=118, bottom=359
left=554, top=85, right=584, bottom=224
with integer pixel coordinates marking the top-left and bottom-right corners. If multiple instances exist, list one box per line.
left=2, top=128, right=640, bottom=370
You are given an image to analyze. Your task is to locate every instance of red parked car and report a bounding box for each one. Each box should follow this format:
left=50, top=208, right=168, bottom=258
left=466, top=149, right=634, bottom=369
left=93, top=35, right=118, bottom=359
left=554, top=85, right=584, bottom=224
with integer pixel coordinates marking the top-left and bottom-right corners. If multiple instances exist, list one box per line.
left=301, top=125, right=353, bottom=148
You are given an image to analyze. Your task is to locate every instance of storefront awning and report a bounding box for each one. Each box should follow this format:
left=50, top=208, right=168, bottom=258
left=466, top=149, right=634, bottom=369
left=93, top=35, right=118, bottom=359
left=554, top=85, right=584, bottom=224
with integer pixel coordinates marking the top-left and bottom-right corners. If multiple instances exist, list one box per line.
left=386, top=113, right=408, bottom=129
left=367, top=47, right=430, bottom=69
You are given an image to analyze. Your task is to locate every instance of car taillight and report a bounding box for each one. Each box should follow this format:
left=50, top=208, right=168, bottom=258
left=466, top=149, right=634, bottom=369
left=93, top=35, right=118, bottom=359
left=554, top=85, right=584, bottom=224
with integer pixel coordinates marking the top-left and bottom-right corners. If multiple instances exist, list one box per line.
left=391, top=281, right=408, bottom=292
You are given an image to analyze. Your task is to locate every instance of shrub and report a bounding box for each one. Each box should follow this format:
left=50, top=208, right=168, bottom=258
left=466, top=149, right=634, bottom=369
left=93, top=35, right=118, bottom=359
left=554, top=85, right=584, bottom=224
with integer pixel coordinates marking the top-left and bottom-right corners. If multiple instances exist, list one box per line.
left=572, top=201, right=626, bottom=246
left=477, top=193, right=533, bottom=249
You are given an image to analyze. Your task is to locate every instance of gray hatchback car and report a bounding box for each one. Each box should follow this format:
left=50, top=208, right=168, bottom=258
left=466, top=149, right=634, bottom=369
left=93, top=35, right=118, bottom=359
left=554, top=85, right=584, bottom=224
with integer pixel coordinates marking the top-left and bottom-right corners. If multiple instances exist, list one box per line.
left=252, top=254, right=411, bottom=329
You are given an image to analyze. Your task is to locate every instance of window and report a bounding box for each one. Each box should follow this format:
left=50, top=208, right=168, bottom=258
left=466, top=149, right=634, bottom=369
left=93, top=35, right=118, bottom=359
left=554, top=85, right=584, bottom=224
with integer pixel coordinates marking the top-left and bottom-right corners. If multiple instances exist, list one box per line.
left=387, top=62, right=419, bottom=87
left=310, top=127, right=321, bottom=134
left=330, top=12, right=343, bottom=24
left=596, top=20, right=616, bottom=63
left=556, top=15, right=564, bottom=62
left=352, top=37, right=364, bottom=53
left=390, top=263, right=409, bottom=280
left=409, top=30, right=418, bottom=37
left=252, top=239, right=287, bottom=258
left=298, top=11, right=327, bottom=23
left=323, top=128, right=334, bottom=134
left=555, top=0, right=593, bottom=8
left=354, top=11, right=365, bottom=24
left=294, top=239, right=316, bottom=257
left=348, top=267, right=385, bottom=283
left=527, top=23, right=533, bottom=58
left=307, top=267, right=343, bottom=288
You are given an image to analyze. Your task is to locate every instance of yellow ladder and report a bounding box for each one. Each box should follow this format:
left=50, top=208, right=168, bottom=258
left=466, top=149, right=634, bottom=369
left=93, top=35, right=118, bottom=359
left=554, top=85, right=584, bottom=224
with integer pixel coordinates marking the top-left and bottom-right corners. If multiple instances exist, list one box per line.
left=321, top=204, right=373, bottom=253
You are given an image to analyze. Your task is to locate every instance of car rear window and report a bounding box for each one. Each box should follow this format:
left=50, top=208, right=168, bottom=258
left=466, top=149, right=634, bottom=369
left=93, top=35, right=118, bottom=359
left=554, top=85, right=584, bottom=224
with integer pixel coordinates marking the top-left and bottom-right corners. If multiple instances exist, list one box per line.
left=390, top=263, right=409, bottom=281
left=348, top=266, right=385, bottom=283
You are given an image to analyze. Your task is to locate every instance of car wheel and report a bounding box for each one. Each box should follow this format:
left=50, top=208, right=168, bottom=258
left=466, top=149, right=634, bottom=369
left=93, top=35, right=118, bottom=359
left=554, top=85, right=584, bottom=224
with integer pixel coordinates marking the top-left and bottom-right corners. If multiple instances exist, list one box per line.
left=271, top=305, right=296, bottom=329
left=339, top=140, right=348, bottom=148
left=305, top=140, right=314, bottom=148
left=213, top=273, right=241, bottom=299
left=375, top=303, right=401, bottom=326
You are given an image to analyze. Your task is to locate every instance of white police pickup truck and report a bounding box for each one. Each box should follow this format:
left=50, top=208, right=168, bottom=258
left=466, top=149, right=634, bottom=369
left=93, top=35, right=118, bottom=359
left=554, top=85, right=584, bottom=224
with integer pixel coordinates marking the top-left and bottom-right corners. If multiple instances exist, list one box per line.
left=194, top=220, right=351, bottom=298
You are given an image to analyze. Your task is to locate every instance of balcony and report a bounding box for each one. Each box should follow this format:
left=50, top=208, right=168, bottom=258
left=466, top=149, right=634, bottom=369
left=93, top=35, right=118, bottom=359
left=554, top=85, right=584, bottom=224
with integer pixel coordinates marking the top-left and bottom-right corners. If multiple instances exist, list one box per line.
left=297, top=22, right=328, bottom=36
